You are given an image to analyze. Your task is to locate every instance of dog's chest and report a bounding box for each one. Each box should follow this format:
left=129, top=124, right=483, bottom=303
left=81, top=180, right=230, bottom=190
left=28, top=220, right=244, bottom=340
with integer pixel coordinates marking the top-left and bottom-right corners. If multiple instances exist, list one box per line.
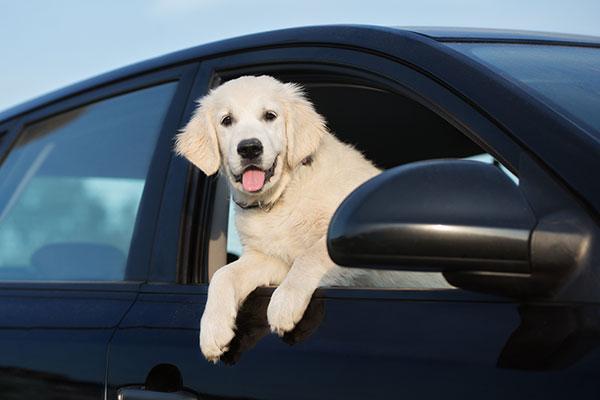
left=235, top=204, right=330, bottom=265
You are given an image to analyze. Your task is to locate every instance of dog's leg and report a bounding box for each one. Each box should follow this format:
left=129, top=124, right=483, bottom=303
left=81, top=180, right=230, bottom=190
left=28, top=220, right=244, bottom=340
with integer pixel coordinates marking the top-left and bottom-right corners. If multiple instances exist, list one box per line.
left=200, top=252, right=288, bottom=362
left=267, top=237, right=335, bottom=335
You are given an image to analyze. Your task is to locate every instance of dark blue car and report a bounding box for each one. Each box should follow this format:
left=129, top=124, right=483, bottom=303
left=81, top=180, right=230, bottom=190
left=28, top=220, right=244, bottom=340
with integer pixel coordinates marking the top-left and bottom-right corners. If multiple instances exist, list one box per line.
left=0, top=25, right=599, bottom=399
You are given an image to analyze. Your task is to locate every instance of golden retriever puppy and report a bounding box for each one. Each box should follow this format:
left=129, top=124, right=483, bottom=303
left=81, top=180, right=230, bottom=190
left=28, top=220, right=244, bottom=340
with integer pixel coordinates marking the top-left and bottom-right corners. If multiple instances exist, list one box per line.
left=176, top=75, right=447, bottom=362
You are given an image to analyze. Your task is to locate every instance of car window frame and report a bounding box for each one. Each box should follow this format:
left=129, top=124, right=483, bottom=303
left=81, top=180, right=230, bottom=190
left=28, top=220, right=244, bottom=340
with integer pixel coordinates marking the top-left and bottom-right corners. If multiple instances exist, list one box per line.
left=0, top=119, right=20, bottom=160
left=173, top=45, right=527, bottom=292
left=0, top=62, right=199, bottom=289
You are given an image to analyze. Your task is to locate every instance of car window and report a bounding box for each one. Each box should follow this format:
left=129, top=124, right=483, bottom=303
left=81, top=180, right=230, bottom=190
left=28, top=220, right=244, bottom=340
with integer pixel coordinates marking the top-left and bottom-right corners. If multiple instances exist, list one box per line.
left=0, top=82, right=177, bottom=281
left=463, top=153, right=518, bottom=183
left=226, top=199, right=243, bottom=258
left=210, top=78, right=516, bottom=288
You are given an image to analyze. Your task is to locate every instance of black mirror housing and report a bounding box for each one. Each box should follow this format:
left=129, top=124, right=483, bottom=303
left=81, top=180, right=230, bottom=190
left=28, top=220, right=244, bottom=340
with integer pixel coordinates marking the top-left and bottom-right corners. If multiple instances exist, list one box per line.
left=327, top=159, right=594, bottom=300
left=327, top=160, right=537, bottom=272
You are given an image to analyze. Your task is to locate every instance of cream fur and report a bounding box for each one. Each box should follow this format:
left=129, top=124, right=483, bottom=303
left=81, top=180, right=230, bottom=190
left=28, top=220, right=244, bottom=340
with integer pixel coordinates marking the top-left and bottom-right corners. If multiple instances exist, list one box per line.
left=176, top=75, right=450, bottom=363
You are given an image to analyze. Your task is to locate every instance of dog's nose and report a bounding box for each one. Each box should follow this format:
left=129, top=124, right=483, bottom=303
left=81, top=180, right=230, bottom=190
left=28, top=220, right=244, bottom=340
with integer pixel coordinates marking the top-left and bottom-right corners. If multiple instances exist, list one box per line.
left=237, top=138, right=263, bottom=159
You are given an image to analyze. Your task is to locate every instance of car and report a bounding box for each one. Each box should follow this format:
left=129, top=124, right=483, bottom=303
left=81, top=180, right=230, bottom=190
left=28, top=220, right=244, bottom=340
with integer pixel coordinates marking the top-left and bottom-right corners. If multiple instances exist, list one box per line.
left=0, top=25, right=599, bottom=399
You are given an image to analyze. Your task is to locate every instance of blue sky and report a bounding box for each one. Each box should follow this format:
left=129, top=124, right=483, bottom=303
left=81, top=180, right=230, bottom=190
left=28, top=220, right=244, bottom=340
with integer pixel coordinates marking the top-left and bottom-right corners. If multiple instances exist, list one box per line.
left=1, top=0, right=599, bottom=112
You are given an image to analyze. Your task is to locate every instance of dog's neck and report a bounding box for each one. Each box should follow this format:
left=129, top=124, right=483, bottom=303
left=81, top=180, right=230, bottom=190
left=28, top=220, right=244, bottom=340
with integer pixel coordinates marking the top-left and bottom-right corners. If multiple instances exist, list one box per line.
left=232, top=156, right=314, bottom=211
left=233, top=199, right=261, bottom=210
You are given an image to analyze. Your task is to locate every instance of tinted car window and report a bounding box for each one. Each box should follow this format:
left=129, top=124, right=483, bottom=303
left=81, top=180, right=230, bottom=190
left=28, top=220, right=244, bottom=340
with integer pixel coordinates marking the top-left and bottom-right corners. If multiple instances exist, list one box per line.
left=0, top=83, right=177, bottom=281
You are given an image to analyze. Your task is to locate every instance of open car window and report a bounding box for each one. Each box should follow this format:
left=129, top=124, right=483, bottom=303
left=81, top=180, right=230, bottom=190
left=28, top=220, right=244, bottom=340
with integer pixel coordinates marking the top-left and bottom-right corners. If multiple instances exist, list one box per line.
left=207, top=76, right=518, bottom=287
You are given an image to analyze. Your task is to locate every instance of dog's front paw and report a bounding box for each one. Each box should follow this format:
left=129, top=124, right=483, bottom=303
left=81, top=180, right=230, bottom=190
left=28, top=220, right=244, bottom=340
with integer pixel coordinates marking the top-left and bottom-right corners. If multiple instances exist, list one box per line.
left=200, top=311, right=236, bottom=363
left=267, top=285, right=310, bottom=336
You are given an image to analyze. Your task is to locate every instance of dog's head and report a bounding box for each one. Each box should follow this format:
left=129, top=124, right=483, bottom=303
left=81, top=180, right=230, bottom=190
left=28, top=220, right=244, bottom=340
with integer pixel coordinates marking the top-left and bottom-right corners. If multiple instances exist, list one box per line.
left=175, top=75, right=326, bottom=206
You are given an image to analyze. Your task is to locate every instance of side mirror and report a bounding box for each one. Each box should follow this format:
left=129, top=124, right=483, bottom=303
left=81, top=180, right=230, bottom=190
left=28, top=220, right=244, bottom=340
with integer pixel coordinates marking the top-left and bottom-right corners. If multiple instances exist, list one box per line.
left=327, top=160, right=588, bottom=299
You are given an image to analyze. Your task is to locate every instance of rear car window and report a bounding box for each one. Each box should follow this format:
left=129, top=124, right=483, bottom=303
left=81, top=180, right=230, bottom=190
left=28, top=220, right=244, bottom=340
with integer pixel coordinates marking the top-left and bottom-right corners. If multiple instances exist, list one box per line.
left=0, top=82, right=177, bottom=281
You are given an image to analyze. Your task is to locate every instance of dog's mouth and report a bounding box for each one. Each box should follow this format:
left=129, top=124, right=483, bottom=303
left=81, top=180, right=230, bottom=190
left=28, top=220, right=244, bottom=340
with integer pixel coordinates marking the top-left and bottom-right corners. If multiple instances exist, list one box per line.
left=234, top=158, right=277, bottom=192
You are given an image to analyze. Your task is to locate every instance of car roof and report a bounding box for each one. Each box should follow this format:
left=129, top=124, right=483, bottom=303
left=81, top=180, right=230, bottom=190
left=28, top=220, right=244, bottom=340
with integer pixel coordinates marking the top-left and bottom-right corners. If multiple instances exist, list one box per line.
left=403, top=26, right=600, bottom=45
left=1, top=24, right=599, bottom=123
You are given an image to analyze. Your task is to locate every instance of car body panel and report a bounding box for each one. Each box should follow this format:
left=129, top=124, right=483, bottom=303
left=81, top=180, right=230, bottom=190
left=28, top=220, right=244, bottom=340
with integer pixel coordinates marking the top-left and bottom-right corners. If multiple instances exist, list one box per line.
left=0, top=284, right=139, bottom=398
left=108, top=286, right=600, bottom=399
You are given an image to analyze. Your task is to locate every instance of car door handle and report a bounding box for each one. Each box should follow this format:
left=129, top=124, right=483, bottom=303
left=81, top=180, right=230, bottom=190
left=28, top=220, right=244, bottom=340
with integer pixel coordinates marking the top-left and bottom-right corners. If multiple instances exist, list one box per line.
left=118, top=386, right=198, bottom=400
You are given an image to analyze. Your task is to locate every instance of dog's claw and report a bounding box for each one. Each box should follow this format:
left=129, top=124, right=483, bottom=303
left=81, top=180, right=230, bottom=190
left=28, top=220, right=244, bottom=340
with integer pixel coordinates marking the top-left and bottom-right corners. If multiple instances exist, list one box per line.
left=206, top=355, right=220, bottom=364
left=270, top=325, right=289, bottom=337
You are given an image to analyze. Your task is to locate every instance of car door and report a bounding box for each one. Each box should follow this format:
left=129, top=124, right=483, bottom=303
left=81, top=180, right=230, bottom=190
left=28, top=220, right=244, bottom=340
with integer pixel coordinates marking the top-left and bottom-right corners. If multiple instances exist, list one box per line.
left=0, top=64, right=197, bottom=399
left=107, top=44, right=600, bottom=399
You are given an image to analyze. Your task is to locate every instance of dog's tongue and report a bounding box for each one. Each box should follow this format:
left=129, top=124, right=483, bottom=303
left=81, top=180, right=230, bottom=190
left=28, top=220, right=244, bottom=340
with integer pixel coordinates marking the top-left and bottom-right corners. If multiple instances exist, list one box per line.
left=242, top=169, right=265, bottom=192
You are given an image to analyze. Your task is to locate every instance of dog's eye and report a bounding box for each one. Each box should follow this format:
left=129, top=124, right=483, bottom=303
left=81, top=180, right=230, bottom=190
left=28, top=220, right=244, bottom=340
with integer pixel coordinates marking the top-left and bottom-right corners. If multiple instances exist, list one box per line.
left=264, top=111, right=277, bottom=122
left=221, top=115, right=232, bottom=127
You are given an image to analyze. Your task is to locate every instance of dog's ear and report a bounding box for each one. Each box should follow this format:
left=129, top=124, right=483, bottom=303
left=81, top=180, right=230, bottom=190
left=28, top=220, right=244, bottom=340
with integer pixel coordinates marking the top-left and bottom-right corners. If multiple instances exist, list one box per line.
left=175, top=102, right=220, bottom=176
left=284, top=85, right=327, bottom=169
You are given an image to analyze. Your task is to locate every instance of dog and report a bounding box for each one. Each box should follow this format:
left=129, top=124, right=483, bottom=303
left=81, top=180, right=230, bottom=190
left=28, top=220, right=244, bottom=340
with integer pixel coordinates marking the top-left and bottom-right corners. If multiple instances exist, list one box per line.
left=176, top=75, right=449, bottom=362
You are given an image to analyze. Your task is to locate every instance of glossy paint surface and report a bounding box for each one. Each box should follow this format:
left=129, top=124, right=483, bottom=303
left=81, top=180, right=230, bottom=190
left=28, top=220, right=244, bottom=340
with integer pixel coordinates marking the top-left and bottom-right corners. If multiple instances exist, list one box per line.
left=0, top=285, right=138, bottom=398
left=108, top=286, right=600, bottom=399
